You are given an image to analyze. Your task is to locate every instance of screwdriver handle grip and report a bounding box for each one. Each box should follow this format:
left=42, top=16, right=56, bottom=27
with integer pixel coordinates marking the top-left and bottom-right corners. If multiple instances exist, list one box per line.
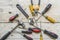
left=9, top=14, right=18, bottom=21
left=0, top=32, right=11, bottom=40
left=42, top=4, right=52, bottom=15
left=45, top=16, right=56, bottom=23
left=23, top=34, right=33, bottom=40
left=28, top=28, right=41, bottom=33
left=22, top=31, right=32, bottom=34
left=16, top=4, right=29, bottom=19
left=44, top=30, right=58, bottom=39
left=40, top=33, right=43, bottom=40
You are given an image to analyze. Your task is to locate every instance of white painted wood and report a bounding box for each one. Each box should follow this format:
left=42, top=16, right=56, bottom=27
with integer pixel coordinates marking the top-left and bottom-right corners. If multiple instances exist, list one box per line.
left=0, top=0, right=60, bottom=40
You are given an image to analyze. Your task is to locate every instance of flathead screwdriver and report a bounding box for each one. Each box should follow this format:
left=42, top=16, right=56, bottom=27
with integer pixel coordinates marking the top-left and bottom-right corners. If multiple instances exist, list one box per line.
left=36, top=3, right=52, bottom=21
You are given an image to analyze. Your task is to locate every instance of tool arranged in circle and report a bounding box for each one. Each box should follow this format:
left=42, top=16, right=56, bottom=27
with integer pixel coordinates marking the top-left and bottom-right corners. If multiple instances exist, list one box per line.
left=0, top=0, right=58, bottom=40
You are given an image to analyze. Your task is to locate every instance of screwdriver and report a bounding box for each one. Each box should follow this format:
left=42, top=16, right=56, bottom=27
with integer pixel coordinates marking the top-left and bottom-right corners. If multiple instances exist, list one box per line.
left=44, top=16, right=56, bottom=23
left=36, top=3, right=52, bottom=21
left=40, top=29, right=58, bottom=39
left=42, top=3, right=52, bottom=15
left=16, top=4, right=34, bottom=25
left=18, top=26, right=41, bottom=33
left=28, top=28, right=41, bottom=33
left=22, top=30, right=32, bottom=34
left=9, top=14, right=19, bottom=21
left=37, top=4, right=56, bottom=23
left=16, top=31, right=33, bottom=40
left=43, top=30, right=58, bottom=39
left=40, top=32, right=43, bottom=40
left=40, top=21, right=43, bottom=40
left=16, top=4, right=29, bottom=19
left=30, top=24, right=58, bottom=39
left=19, top=25, right=58, bottom=39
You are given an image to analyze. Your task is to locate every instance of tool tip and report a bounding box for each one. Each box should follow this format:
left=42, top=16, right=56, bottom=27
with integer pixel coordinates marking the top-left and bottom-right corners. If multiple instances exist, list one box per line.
left=16, top=4, right=19, bottom=6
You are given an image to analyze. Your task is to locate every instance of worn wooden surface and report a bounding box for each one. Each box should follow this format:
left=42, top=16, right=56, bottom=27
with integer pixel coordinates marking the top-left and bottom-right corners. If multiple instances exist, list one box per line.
left=0, top=0, right=60, bottom=40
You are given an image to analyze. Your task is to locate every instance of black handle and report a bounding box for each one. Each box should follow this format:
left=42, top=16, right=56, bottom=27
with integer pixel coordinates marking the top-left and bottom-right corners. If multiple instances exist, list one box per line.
left=44, top=30, right=58, bottom=39
left=22, top=31, right=32, bottom=34
left=42, top=4, right=52, bottom=15
left=0, top=32, right=11, bottom=40
left=16, top=4, right=29, bottom=19
left=23, top=34, right=33, bottom=40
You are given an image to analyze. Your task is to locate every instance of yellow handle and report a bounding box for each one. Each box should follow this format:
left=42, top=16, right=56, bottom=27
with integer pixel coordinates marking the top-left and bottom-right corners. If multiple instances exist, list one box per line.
left=40, top=33, right=43, bottom=40
left=29, top=5, right=40, bottom=16
left=45, top=16, right=56, bottom=23
left=29, top=5, right=35, bottom=16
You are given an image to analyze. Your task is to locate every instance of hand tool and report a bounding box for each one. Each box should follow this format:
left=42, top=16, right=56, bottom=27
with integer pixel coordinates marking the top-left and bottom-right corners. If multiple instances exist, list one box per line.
left=28, top=28, right=41, bottom=33
left=43, top=30, right=58, bottom=39
left=36, top=3, right=52, bottom=21
left=28, top=17, right=41, bottom=33
left=22, top=30, right=32, bottom=34
left=36, top=4, right=56, bottom=23
left=16, top=4, right=29, bottom=19
left=42, top=4, right=52, bottom=15
left=29, top=0, right=40, bottom=16
left=29, top=23, right=58, bottom=39
left=43, top=16, right=56, bottom=23
left=19, top=26, right=41, bottom=33
left=9, top=14, right=19, bottom=21
left=40, top=21, right=43, bottom=40
left=19, top=24, right=58, bottom=39
left=15, top=31, right=33, bottom=40
left=16, top=4, right=35, bottom=25
left=0, top=20, right=25, bottom=40
left=40, top=32, right=43, bottom=40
